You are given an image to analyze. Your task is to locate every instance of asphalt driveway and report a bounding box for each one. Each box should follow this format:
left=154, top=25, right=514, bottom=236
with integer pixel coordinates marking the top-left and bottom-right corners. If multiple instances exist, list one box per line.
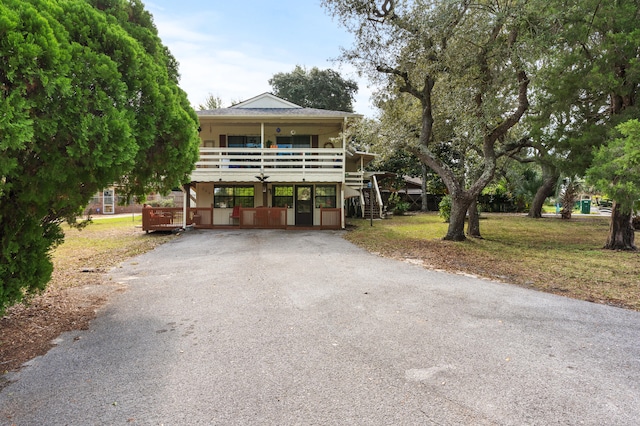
left=1, top=229, right=639, bottom=425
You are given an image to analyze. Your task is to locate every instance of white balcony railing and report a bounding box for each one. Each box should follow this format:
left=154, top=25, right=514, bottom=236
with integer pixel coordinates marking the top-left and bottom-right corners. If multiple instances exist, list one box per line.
left=345, top=172, right=364, bottom=188
left=191, top=148, right=347, bottom=183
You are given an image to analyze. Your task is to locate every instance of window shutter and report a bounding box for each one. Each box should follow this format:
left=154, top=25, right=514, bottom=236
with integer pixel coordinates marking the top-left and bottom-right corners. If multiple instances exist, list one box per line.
left=312, top=135, right=319, bottom=148
left=220, top=135, right=227, bottom=148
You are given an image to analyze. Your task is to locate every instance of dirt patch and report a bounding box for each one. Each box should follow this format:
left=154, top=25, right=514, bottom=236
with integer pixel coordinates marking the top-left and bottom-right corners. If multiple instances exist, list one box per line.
left=0, top=280, right=122, bottom=377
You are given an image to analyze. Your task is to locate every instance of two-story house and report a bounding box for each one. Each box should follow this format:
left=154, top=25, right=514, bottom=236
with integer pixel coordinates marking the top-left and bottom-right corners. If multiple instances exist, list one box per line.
left=142, top=93, right=381, bottom=232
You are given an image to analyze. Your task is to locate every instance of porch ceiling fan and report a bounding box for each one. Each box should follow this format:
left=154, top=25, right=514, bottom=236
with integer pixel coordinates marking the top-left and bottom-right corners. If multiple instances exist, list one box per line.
left=255, top=172, right=270, bottom=183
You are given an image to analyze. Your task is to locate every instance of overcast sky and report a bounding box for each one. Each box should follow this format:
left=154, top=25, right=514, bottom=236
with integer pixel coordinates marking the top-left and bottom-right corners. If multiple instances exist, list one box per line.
left=145, top=0, right=377, bottom=116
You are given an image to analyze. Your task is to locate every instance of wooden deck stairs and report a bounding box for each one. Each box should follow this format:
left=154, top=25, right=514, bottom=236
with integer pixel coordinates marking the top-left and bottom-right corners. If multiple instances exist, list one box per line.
left=362, top=188, right=381, bottom=219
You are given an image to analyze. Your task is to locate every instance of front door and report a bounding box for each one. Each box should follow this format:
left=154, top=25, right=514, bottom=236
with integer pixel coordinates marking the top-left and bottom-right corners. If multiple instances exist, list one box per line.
left=295, top=185, right=313, bottom=226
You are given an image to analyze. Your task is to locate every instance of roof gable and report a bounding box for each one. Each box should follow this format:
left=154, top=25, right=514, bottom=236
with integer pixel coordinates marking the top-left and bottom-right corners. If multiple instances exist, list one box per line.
left=231, top=93, right=302, bottom=109
left=198, top=92, right=362, bottom=120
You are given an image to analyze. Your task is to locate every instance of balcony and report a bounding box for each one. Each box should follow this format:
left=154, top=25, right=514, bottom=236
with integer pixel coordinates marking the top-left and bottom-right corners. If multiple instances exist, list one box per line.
left=191, top=148, right=346, bottom=183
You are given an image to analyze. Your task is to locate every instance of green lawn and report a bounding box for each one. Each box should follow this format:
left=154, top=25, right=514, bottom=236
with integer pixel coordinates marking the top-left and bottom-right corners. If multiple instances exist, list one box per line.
left=345, top=213, right=640, bottom=310
left=51, top=216, right=175, bottom=289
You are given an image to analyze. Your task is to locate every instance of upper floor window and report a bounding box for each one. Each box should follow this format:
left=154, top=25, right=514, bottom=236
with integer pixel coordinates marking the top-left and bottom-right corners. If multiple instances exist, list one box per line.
left=228, top=136, right=261, bottom=148
left=276, top=135, right=311, bottom=148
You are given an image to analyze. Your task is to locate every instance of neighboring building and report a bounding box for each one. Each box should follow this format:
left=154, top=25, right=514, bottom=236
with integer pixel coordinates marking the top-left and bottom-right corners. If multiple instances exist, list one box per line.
left=391, top=175, right=442, bottom=212
left=143, top=93, right=380, bottom=232
left=84, top=189, right=183, bottom=216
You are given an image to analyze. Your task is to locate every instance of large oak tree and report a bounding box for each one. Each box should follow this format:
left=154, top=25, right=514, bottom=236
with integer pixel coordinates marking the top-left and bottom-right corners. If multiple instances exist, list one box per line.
left=0, top=0, right=200, bottom=314
left=323, top=0, right=539, bottom=240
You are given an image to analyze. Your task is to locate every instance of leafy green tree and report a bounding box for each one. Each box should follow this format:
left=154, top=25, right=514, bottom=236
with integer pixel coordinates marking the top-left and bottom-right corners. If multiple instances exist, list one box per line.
left=352, top=116, right=430, bottom=211
left=357, top=110, right=449, bottom=211
left=323, top=0, right=539, bottom=240
left=354, top=118, right=422, bottom=182
left=269, top=65, right=358, bottom=112
left=527, top=0, right=640, bottom=220
left=485, top=159, right=543, bottom=213
left=0, top=0, right=200, bottom=315
left=587, top=120, right=640, bottom=251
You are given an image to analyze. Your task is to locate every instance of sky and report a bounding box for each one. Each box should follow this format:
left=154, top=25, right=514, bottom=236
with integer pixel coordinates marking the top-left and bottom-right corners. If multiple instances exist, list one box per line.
left=145, top=0, right=377, bottom=117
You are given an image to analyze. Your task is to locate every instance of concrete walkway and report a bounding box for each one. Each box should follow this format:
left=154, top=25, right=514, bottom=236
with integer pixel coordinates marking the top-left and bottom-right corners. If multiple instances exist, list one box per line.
left=1, top=230, right=639, bottom=425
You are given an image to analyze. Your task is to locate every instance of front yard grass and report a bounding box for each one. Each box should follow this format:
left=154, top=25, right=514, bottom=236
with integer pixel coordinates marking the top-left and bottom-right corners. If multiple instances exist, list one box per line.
left=345, top=213, right=640, bottom=311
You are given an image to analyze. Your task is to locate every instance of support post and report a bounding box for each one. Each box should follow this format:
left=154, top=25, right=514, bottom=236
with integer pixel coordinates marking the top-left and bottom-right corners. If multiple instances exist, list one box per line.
left=368, top=181, right=373, bottom=227
left=182, top=183, right=189, bottom=229
left=341, top=185, right=345, bottom=229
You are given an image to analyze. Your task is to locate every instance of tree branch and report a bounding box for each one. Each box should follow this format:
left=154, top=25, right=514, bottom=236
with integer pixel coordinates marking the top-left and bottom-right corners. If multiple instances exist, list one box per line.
left=371, top=0, right=394, bottom=19
left=499, top=136, right=532, bottom=158
left=490, top=69, right=530, bottom=143
left=376, top=64, right=425, bottom=100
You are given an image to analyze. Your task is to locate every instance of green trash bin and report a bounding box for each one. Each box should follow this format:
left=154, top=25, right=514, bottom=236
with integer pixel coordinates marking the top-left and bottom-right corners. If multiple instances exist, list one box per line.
left=581, top=199, right=591, bottom=214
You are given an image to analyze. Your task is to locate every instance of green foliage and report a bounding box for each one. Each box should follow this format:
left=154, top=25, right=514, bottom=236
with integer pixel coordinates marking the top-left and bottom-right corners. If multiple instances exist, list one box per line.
left=0, top=0, right=200, bottom=315
left=528, top=0, right=640, bottom=178
left=368, top=147, right=421, bottom=178
left=438, top=195, right=452, bottom=223
left=323, top=0, right=539, bottom=240
left=269, top=65, right=358, bottom=112
left=587, top=119, right=640, bottom=215
left=325, top=0, right=640, bottom=240
left=393, top=200, right=411, bottom=216
left=481, top=163, right=543, bottom=212
left=387, top=192, right=410, bottom=215
left=149, top=198, right=176, bottom=208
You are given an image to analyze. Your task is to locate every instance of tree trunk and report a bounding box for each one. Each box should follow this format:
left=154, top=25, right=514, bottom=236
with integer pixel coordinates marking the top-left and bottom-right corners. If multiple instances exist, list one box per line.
left=421, top=164, right=428, bottom=212
left=604, top=202, right=637, bottom=250
left=560, top=180, right=579, bottom=220
left=444, top=194, right=472, bottom=241
left=467, top=197, right=481, bottom=238
left=528, top=166, right=558, bottom=218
